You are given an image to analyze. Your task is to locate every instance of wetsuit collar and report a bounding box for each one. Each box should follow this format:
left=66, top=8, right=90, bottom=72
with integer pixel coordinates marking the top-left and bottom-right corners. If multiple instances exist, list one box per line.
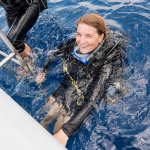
left=71, top=40, right=105, bottom=65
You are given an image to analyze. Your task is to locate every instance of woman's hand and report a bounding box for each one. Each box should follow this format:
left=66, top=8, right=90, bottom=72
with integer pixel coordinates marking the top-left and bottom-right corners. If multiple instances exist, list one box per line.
left=35, top=72, right=46, bottom=84
left=53, top=129, right=69, bottom=146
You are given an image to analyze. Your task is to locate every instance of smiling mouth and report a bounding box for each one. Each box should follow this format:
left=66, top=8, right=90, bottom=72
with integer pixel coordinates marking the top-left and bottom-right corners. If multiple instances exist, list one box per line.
left=80, top=45, right=88, bottom=48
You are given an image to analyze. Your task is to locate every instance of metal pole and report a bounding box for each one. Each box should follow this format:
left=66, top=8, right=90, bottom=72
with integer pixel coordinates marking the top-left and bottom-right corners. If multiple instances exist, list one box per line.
left=0, top=50, right=20, bottom=65
left=0, top=30, right=34, bottom=74
left=0, top=52, right=16, bottom=67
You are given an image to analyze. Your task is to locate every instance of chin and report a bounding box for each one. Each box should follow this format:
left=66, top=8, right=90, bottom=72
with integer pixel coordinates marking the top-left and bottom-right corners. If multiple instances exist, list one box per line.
left=80, top=49, right=92, bottom=54
left=80, top=51, right=87, bottom=54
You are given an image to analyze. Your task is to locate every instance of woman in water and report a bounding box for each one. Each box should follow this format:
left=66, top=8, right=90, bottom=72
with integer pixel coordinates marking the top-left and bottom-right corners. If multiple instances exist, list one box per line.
left=36, top=13, right=127, bottom=146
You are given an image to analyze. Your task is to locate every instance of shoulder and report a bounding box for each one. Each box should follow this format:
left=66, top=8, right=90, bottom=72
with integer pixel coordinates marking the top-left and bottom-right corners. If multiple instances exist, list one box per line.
left=57, top=38, right=76, bottom=52
left=103, top=30, right=128, bottom=55
left=106, top=31, right=128, bottom=47
left=98, top=31, right=128, bottom=65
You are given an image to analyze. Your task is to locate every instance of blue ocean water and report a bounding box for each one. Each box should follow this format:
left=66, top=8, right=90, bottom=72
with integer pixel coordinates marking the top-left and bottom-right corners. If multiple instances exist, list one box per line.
left=0, top=0, right=150, bottom=149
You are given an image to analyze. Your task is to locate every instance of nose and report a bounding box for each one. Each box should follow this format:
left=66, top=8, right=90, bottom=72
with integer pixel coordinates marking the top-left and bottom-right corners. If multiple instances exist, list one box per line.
left=78, top=36, right=86, bottom=44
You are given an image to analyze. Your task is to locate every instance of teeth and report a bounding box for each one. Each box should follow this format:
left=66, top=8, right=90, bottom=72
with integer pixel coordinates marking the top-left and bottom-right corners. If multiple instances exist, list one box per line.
left=80, top=46, right=87, bottom=48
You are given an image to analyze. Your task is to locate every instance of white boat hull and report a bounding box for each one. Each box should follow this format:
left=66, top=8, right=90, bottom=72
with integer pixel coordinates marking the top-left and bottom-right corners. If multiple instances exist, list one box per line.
left=0, top=88, right=66, bottom=150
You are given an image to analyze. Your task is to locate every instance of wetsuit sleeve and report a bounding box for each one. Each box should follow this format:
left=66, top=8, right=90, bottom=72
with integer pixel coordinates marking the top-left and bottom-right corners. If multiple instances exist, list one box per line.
left=7, top=0, right=40, bottom=52
left=43, top=38, right=76, bottom=72
left=62, top=63, right=113, bottom=137
left=62, top=103, right=94, bottom=137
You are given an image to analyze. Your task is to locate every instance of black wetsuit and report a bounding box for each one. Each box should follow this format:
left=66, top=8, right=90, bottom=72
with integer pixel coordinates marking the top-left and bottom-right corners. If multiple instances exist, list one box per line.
left=43, top=31, right=127, bottom=137
left=0, top=0, right=47, bottom=52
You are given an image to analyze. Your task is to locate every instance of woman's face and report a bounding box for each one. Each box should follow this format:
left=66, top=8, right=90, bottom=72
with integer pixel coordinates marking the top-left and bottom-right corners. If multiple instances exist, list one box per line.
left=76, top=23, right=104, bottom=54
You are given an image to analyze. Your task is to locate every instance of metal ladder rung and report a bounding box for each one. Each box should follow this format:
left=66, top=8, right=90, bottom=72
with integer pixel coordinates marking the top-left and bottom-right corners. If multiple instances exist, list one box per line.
left=0, top=30, right=34, bottom=74
left=0, top=52, right=16, bottom=68
left=0, top=50, right=20, bottom=66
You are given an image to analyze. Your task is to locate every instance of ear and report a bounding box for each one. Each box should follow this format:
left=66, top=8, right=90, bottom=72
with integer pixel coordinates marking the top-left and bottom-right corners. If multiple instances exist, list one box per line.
left=98, top=34, right=104, bottom=43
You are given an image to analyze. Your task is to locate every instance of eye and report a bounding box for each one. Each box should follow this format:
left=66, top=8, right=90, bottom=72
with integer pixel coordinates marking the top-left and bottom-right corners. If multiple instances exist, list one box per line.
left=86, top=34, right=93, bottom=38
left=76, top=33, right=81, bottom=37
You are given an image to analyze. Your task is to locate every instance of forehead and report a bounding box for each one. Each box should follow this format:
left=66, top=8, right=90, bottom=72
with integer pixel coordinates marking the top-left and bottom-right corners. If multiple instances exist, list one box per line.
left=77, top=23, right=98, bottom=34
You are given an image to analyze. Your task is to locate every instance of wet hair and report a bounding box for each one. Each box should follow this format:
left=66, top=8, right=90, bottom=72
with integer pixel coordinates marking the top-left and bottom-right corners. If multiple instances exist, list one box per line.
left=77, top=13, right=107, bottom=38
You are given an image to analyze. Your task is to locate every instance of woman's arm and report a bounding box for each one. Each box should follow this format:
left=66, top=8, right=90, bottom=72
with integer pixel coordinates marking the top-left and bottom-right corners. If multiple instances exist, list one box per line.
left=52, top=64, right=113, bottom=146
left=36, top=39, right=76, bottom=83
left=61, top=64, right=113, bottom=138
left=51, top=63, right=111, bottom=145
left=43, top=38, right=76, bottom=72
